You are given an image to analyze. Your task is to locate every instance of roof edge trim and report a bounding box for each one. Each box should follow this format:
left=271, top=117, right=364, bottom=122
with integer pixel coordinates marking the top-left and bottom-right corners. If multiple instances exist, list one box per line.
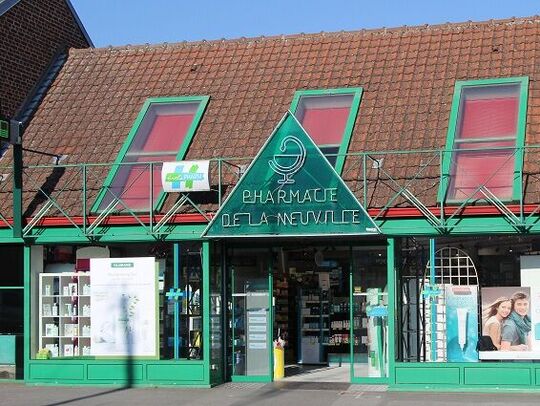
left=0, top=0, right=21, bottom=16
left=64, top=0, right=94, bottom=47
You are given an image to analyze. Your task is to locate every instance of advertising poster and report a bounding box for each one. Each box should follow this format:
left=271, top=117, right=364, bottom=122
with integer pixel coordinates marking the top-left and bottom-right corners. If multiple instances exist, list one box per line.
left=481, top=286, right=532, bottom=354
left=90, top=257, right=158, bottom=357
left=520, top=256, right=540, bottom=352
left=445, top=285, right=479, bottom=362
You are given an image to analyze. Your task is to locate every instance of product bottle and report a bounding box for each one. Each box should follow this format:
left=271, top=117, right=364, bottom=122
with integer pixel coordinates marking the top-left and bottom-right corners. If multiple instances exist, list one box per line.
left=52, top=301, right=58, bottom=316
left=73, top=303, right=78, bottom=316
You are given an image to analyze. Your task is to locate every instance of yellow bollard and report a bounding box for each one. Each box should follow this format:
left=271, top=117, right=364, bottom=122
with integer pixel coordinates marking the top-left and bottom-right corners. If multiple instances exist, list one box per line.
left=274, top=347, right=285, bottom=380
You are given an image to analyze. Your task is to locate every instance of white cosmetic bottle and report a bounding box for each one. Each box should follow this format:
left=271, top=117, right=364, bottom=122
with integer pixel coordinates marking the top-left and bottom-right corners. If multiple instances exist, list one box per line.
left=457, top=308, right=468, bottom=351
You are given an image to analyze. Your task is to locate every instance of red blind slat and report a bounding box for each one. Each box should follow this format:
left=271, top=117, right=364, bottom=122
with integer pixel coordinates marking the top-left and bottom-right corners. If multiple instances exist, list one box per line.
left=300, top=107, right=350, bottom=145
left=450, top=150, right=514, bottom=200
left=459, top=97, right=518, bottom=139
left=141, top=113, right=195, bottom=153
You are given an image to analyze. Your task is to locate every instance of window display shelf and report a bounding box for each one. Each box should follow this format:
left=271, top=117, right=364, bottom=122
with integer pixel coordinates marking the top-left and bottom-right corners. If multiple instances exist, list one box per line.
left=302, top=328, right=329, bottom=332
left=298, top=289, right=329, bottom=364
left=39, top=272, right=91, bottom=358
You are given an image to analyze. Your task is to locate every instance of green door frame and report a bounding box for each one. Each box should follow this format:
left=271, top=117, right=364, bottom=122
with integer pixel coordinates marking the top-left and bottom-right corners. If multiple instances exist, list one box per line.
left=224, top=240, right=395, bottom=385
left=230, top=249, right=274, bottom=383
left=0, top=285, right=23, bottom=382
left=349, top=238, right=394, bottom=385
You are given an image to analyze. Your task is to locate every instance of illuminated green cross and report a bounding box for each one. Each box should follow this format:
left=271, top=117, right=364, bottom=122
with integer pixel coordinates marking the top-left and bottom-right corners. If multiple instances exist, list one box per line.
left=166, top=288, right=184, bottom=302
left=421, top=284, right=441, bottom=299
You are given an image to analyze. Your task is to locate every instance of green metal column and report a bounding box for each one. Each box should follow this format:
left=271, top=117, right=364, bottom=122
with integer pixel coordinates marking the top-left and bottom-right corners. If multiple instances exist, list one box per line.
left=202, top=241, right=211, bottom=382
left=429, top=238, right=437, bottom=362
left=173, top=243, right=180, bottom=359
left=386, top=238, right=396, bottom=385
left=349, top=245, right=354, bottom=380
left=231, top=265, right=235, bottom=376
left=23, top=245, right=31, bottom=381
left=13, top=144, right=22, bottom=239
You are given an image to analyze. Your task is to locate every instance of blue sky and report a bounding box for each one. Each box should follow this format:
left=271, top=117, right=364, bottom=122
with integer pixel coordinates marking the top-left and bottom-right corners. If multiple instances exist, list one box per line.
left=71, top=0, right=540, bottom=47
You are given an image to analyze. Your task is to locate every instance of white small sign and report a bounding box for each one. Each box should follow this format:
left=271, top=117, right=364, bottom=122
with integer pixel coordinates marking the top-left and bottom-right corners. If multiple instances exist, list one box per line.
left=161, top=160, right=210, bottom=192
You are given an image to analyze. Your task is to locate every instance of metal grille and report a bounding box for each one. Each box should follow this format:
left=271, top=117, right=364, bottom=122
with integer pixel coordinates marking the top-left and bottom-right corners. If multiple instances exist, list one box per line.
left=422, top=246, right=478, bottom=361
left=425, top=246, right=478, bottom=286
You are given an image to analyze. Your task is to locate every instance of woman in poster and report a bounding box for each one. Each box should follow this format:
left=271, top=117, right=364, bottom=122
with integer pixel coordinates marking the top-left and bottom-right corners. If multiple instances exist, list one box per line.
left=500, top=291, right=532, bottom=351
left=482, top=296, right=512, bottom=349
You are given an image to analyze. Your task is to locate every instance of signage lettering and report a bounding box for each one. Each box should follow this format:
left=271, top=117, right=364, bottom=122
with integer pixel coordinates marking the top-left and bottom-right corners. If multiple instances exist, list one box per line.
left=242, top=188, right=337, bottom=205
left=221, top=209, right=362, bottom=228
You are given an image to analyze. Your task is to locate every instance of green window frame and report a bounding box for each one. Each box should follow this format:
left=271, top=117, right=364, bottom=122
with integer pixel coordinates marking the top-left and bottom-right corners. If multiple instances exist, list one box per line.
left=91, top=96, right=210, bottom=213
left=438, top=77, right=529, bottom=203
left=289, top=87, right=363, bottom=175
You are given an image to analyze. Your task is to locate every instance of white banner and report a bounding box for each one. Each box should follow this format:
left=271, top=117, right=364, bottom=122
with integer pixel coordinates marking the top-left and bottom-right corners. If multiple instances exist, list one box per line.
left=161, top=160, right=210, bottom=192
left=90, top=257, right=157, bottom=357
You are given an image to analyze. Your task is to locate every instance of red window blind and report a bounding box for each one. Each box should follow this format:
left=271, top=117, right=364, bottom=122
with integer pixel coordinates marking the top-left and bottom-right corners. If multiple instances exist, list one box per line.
left=114, top=155, right=174, bottom=210
left=138, top=114, right=194, bottom=153
left=299, top=107, right=350, bottom=145
left=450, top=150, right=514, bottom=200
left=448, top=84, right=521, bottom=201
left=458, top=97, right=518, bottom=139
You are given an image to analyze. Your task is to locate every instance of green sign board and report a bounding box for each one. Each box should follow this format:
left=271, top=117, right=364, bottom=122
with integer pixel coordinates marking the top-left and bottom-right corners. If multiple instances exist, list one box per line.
left=203, top=112, right=380, bottom=238
left=0, top=118, right=9, bottom=140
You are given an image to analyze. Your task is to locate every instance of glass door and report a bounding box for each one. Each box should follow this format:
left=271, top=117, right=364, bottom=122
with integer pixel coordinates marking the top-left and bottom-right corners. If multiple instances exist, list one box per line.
left=351, top=246, right=389, bottom=382
left=230, top=250, right=272, bottom=382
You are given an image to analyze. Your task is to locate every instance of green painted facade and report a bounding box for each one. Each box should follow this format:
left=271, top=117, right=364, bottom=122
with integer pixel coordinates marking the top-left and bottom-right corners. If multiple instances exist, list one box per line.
left=0, top=210, right=537, bottom=391
left=16, top=224, right=540, bottom=392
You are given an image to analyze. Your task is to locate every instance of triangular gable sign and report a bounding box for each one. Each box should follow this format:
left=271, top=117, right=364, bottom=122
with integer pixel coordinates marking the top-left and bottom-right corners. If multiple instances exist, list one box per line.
left=203, top=112, right=380, bottom=238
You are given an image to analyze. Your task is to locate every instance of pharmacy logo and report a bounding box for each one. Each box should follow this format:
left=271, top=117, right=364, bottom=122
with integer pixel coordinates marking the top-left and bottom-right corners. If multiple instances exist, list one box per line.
left=268, top=135, right=306, bottom=185
left=165, top=164, right=204, bottom=190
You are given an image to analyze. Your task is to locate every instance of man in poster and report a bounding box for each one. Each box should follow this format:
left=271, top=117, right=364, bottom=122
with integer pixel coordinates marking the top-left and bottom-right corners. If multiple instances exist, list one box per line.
left=500, top=291, right=532, bottom=351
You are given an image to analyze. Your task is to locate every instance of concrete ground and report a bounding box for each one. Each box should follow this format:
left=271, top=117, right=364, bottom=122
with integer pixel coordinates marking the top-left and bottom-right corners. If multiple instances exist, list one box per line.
left=2, top=382, right=540, bottom=406
left=283, top=364, right=349, bottom=382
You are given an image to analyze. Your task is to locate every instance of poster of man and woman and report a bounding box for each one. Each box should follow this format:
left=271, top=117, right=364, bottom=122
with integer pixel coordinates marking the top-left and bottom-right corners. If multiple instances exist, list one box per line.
left=445, top=285, right=536, bottom=362
left=481, top=287, right=532, bottom=352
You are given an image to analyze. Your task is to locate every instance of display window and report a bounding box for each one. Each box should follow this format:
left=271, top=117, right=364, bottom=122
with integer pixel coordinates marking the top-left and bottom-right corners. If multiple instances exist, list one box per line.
left=397, top=235, right=540, bottom=363
left=30, top=242, right=203, bottom=361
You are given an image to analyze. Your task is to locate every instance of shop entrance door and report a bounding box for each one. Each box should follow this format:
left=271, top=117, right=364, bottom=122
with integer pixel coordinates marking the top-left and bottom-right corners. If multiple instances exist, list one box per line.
left=230, top=252, right=273, bottom=382
left=350, top=246, right=389, bottom=383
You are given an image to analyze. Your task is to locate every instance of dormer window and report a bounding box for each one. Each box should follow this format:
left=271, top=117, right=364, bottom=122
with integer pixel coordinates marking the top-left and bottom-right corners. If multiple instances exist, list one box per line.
left=93, top=96, right=209, bottom=212
left=440, top=78, right=528, bottom=202
left=290, top=88, right=362, bottom=174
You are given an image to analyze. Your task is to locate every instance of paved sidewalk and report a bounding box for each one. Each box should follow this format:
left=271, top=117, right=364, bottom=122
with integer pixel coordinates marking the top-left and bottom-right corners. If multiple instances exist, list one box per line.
left=2, top=381, right=540, bottom=406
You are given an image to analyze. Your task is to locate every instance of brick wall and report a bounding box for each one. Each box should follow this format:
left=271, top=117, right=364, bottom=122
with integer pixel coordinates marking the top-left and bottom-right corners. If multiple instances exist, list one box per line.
left=0, top=0, right=90, bottom=118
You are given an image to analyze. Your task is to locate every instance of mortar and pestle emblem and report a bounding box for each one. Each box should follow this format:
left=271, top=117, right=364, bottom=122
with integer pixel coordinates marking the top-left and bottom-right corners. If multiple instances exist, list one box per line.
left=268, top=135, right=306, bottom=185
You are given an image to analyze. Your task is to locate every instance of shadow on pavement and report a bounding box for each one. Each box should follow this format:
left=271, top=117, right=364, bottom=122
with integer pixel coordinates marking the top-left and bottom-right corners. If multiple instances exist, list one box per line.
left=43, top=387, right=129, bottom=406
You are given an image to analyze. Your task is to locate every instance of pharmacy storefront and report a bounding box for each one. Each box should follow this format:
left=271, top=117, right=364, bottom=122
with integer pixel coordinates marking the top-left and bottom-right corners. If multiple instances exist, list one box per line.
left=25, top=113, right=540, bottom=391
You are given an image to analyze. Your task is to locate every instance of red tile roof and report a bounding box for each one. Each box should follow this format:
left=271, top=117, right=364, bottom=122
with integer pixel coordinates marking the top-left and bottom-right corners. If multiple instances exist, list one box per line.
left=7, top=16, right=540, bottom=218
